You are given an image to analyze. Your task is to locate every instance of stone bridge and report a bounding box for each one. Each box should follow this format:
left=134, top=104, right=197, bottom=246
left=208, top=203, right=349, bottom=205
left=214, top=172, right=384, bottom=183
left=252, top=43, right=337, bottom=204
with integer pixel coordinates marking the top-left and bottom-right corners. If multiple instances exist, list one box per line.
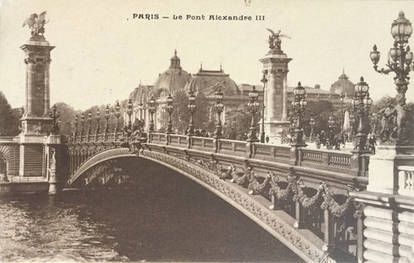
left=64, top=131, right=371, bottom=263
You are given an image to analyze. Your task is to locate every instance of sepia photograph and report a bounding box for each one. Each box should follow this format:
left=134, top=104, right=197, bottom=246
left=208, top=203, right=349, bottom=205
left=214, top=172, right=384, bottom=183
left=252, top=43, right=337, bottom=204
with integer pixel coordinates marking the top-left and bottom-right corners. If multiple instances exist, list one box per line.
left=0, top=0, right=414, bottom=262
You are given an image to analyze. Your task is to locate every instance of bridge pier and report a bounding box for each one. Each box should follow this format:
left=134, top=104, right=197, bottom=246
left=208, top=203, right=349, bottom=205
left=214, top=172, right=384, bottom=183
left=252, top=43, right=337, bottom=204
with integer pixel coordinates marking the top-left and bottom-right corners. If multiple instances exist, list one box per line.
left=44, top=135, right=64, bottom=195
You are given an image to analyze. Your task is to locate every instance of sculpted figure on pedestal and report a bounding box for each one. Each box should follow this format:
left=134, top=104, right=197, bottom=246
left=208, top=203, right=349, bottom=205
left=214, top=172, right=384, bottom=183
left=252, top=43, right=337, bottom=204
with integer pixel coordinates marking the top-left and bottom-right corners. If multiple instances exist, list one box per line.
left=22, top=11, right=48, bottom=38
left=266, top=28, right=290, bottom=52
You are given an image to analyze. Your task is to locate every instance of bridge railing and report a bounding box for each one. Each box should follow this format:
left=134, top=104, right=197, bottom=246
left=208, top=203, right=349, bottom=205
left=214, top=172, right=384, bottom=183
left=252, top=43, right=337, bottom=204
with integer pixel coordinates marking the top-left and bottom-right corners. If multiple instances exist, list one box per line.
left=144, top=133, right=366, bottom=177
left=300, top=148, right=358, bottom=175
left=68, top=131, right=368, bottom=178
left=253, top=143, right=291, bottom=164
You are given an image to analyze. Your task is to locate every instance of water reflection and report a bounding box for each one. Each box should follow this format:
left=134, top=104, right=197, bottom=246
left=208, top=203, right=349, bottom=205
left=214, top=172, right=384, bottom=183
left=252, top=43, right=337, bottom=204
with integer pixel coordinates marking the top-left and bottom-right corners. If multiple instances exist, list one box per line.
left=0, top=158, right=303, bottom=262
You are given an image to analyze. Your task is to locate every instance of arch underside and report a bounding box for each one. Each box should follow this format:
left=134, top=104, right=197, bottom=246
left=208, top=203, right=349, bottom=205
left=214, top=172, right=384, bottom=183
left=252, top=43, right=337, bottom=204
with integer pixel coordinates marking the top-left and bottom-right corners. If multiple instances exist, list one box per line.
left=69, top=148, right=333, bottom=263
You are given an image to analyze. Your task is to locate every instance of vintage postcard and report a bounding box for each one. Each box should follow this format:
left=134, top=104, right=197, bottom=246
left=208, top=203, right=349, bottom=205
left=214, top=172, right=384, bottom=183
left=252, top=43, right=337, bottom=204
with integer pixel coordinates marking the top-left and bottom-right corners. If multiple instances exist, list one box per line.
left=0, top=0, right=413, bottom=262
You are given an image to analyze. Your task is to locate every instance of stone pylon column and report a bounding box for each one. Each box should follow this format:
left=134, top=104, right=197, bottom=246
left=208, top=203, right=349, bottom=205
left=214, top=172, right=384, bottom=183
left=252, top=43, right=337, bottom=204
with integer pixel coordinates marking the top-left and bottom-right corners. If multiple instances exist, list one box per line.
left=20, top=36, right=55, bottom=134
left=17, top=26, right=56, bottom=179
left=259, top=32, right=291, bottom=143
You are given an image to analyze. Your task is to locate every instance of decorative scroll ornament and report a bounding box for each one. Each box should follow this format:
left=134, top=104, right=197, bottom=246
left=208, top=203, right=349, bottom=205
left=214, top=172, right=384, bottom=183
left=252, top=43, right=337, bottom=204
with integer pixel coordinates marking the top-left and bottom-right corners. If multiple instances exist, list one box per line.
left=231, top=166, right=252, bottom=186
left=293, top=180, right=324, bottom=209
left=248, top=171, right=271, bottom=195
left=320, top=184, right=353, bottom=233
left=320, top=184, right=352, bottom=218
left=268, top=170, right=298, bottom=202
left=217, top=164, right=235, bottom=180
left=22, top=11, right=48, bottom=39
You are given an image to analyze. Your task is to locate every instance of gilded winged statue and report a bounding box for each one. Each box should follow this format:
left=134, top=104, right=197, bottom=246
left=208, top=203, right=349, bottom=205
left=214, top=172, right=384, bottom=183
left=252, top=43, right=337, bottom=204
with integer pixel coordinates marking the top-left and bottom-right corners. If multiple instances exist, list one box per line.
left=22, top=11, right=48, bottom=37
left=266, top=28, right=290, bottom=51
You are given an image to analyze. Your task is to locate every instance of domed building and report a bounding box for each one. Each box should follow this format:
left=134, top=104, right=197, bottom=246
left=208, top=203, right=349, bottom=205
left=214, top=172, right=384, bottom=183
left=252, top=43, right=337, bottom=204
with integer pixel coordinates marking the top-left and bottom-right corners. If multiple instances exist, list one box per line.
left=153, top=50, right=191, bottom=98
left=330, top=70, right=355, bottom=99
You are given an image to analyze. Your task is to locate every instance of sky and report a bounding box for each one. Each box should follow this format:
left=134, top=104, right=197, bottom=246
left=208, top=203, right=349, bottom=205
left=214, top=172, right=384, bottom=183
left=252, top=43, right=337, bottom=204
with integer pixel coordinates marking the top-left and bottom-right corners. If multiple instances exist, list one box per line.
left=0, top=0, right=413, bottom=110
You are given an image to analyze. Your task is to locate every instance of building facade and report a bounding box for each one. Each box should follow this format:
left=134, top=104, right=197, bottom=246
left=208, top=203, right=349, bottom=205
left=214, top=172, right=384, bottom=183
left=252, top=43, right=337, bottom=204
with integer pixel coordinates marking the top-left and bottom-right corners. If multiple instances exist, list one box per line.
left=128, top=49, right=354, bottom=135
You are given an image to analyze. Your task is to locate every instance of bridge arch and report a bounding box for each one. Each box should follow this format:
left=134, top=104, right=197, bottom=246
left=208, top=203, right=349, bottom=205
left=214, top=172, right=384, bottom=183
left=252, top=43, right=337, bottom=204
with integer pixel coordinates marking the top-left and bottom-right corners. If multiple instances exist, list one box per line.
left=68, top=147, right=332, bottom=263
left=0, top=154, right=7, bottom=180
left=0, top=144, right=18, bottom=178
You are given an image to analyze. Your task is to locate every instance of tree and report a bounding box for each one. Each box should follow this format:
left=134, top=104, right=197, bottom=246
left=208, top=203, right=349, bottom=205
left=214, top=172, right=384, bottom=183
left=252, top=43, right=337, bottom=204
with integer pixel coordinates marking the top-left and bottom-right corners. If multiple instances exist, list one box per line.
left=54, top=102, right=77, bottom=136
left=0, top=91, right=19, bottom=136
left=300, top=100, right=335, bottom=136
left=225, top=109, right=251, bottom=139
left=159, top=90, right=209, bottom=134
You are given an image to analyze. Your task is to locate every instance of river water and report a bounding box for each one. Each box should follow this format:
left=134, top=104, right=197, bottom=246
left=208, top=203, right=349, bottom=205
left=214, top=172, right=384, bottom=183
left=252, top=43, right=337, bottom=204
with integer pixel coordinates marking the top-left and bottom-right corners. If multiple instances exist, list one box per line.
left=0, top=158, right=302, bottom=262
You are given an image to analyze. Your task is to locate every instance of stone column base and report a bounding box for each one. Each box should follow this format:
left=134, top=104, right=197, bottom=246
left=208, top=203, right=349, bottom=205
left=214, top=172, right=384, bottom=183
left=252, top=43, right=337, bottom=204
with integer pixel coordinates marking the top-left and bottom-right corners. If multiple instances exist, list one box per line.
left=367, top=145, right=414, bottom=194
left=264, top=120, right=290, bottom=144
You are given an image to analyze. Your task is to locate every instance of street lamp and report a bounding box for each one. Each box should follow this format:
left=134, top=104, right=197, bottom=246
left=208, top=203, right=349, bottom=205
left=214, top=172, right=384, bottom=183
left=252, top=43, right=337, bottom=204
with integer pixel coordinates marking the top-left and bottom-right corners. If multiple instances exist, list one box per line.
left=327, top=114, right=336, bottom=149
left=166, top=94, right=174, bottom=134
left=87, top=112, right=92, bottom=141
left=126, top=99, right=133, bottom=129
left=73, top=115, right=79, bottom=140
left=340, top=92, right=346, bottom=133
left=260, top=73, right=267, bottom=143
left=104, top=104, right=111, bottom=135
left=370, top=11, right=413, bottom=143
left=95, top=109, right=101, bottom=137
left=309, top=114, right=316, bottom=142
left=351, top=77, right=373, bottom=152
left=214, top=87, right=224, bottom=138
left=80, top=113, right=85, bottom=139
left=187, top=89, right=196, bottom=136
left=147, top=95, right=156, bottom=133
left=247, top=86, right=260, bottom=142
left=291, top=82, right=307, bottom=148
left=114, top=101, right=121, bottom=138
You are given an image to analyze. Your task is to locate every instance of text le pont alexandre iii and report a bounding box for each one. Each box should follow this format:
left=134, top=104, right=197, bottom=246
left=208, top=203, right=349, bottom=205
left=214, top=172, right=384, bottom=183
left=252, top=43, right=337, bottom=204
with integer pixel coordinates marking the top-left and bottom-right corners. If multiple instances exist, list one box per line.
left=132, top=13, right=265, bottom=21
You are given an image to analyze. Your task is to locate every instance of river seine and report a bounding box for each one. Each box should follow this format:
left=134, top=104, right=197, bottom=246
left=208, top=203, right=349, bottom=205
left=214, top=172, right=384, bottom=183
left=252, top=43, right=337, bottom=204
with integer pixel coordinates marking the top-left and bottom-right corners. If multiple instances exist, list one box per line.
left=0, top=159, right=302, bottom=262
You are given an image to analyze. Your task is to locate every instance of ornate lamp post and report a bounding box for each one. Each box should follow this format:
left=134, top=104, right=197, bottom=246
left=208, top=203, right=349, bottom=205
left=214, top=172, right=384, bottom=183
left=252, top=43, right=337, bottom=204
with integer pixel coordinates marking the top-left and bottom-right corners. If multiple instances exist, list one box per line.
left=327, top=114, right=336, bottom=149
left=86, top=112, right=92, bottom=141
left=165, top=94, right=174, bottom=134
left=370, top=11, right=413, bottom=144
left=95, top=109, right=101, bottom=138
left=291, top=82, right=307, bottom=148
left=187, top=89, right=196, bottom=136
left=73, top=115, right=79, bottom=140
left=104, top=105, right=111, bottom=136
left=247, top=86, right=260, bottom=142
left=147, top=95, right=156, bottom=133
left=214, top=87, right=224, bottom=138
left=49, top=104, right=59, bottom=135
left=309, top=114, right=316, bottom=142
left=351, top=77, right=373, bottom=152
left=80, top=113, right=85, bottom=139
left=260, top=73, right=267, bottom=143
left=114, top=101, right=121, bottom=137
left=340, top=92, right=346, bottom=133
left=126, top=99, right=133, bottom=129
